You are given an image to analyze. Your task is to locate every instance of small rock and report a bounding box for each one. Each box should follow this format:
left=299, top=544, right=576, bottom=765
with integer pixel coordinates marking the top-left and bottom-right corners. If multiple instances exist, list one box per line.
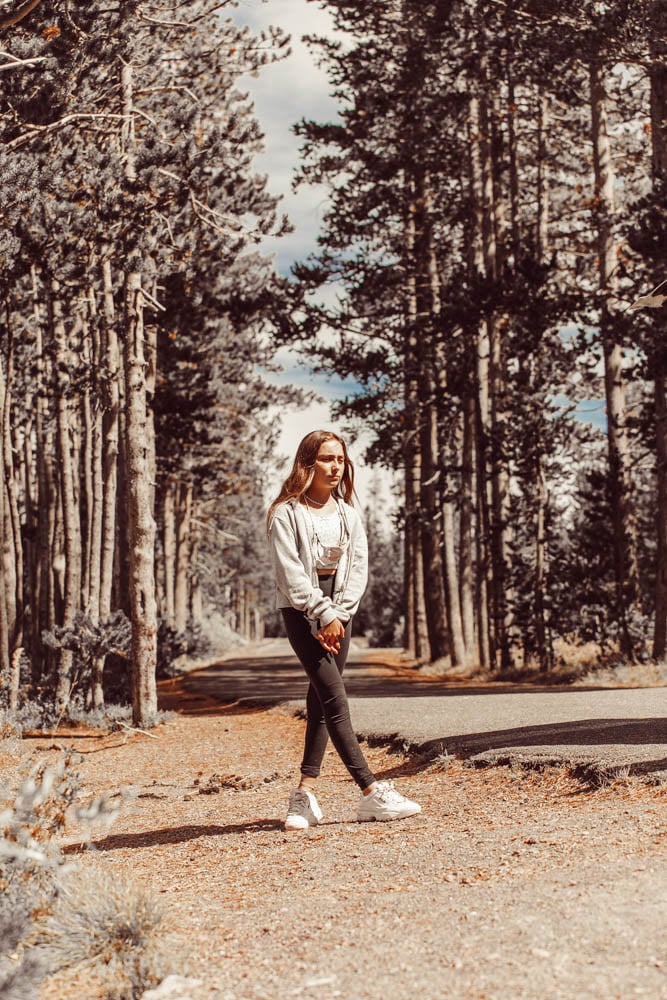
left=140, top=975, right=203, bottom=999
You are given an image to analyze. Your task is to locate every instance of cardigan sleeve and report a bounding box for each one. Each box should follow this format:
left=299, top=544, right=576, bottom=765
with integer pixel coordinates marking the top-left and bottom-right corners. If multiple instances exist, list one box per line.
left=268, top=505, right=340, bottom=627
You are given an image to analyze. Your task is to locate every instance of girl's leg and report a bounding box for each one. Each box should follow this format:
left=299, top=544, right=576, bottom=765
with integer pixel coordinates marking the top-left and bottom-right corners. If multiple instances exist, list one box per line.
left=281, top=606, right=375, bottom=790
left=301, top=618, right=351, bottom=778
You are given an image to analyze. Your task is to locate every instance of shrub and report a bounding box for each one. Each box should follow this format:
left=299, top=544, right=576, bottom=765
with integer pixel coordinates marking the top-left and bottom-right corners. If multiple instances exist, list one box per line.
left=40, top=868, right=165, bottom=1000
left=0, top=755, right=168, bottom=1000
left=157, top=619, right=213, bottom=678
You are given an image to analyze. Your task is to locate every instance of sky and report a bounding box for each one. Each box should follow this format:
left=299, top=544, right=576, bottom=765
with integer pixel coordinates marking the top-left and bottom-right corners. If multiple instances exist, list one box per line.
left=231, top=1, right=391, bottom=503
left=232, top=0, right=342, bottom=275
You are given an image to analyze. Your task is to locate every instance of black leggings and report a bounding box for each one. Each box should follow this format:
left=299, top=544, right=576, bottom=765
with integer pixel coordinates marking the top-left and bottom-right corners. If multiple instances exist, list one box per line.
left=281, top=576, right=375, bottom=790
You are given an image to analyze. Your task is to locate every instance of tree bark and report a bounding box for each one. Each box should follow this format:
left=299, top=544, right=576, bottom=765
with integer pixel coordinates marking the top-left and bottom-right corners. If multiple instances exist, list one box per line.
left=121, top=60, right=157, bottom=724
left=175, top=480, right=193, bottom=633
left=32, top=268, right=57, bottom=677
left=100, top=257, right=120, bottom=620
left=1, top=317, right=22, bottom=661
left=80, top=300, right=96, bottom=617
left=51, top=281, right=82, bottom=713
left=459, top=387, right=476, bottom=662
left=190, top=508, right=203, bottom=626
left=489, top=313, right=515, bottom=669
left=649, top=0, right=667, bottom=658
left=412, top=173, right=449, bottom=661
left=536, top=88, right=550, bottom=259
left=87, top=257, right=122, bottom=708
left=403, top=182, right=430, bottom=661
left=0, top=350, right=12, bottom=690
left=469, top=93, right=494, bottom=669
left=655, top=353, right=667, bottom=658
left=590, top=60, right=642, bottom=656
left=124, top=271, right=158, bottom=725
left=650, top=0, right=667, bottom=183
left=534, top=86, right=552, bottom=670
left=162, top=477, right=177, bottom=627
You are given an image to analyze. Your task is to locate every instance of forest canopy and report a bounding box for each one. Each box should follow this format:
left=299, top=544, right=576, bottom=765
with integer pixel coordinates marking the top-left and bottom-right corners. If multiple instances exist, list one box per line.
left=0, top=0, right=666, bottom=728
left=283, top=0, right=667, bottom=671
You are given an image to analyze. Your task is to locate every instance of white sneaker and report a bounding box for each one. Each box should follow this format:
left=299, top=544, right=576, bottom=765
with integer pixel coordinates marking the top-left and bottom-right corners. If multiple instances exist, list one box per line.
left=284, top=788, right=323, bottom=830
left=357, top=780, right=421, bottom=822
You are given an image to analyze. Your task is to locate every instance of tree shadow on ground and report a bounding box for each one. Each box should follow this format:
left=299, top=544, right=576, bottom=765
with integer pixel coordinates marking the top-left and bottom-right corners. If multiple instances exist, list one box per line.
left=366, top=721, right=667, bottom=782
left=167, top=655, right=591, bottom=717
left=423, top=717, right=667, bottom=755
left=404, top=718, right=667, bottom=782
left=65, top=818, right=284, bottom=853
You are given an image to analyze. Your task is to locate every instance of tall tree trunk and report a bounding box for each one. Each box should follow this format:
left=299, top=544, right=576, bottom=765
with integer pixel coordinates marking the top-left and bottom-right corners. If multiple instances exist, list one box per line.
left=80, top=308, right=95, bottom=615
left=124, top=271, right=158, bottom=725
left=32, top=268, right=57, bottom=678
left=88, top=256, right=122, bottom=707
left=403, top=517, right=416, bottom=655
left=174, top=480, right=193, bottom=633
left=468, top=93, right=494, bottom=670
left=486, top=76, right=515, bottom=670
left=505, top=36, right=520, bottom=259
left=590, top=60, right=642, bottom=656
left=190, top=509, right=203, bottom=626
left=649, top=0, right=667, bottom=658
left=442, top=494, right=466, bottom=667
left=122, top=60, right=158, bottom=724
left=0, top=350, right=12, bottom=691
left=489, top=314, right=515, bottom=669
left=1, top=320, right=18, bottom=636
left=459, top=387, right=476, bottom=662
left=650, top=0, right=667, bottom=184
left=654, top=353, right=667, bottom=659
left=162, top=477, right=177, bottom=627
left=533, top=456, right=550, bottom=669
left=536, top=87, right=550, bottom=258
left=534, top=85, right=552, bottom=670
left=100, top=257, right=121, bottom=621
left=403, top=185, right=430, bottom=661
left=1, top=314, right=24, bottom=709
left=85, top=282, right=104, bottom=708
left=51, top=281, right=82, bottom=713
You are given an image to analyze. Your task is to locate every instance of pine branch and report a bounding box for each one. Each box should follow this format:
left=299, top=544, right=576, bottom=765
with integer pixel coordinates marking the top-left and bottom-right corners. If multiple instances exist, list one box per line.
left=156, top=166, right=250, bottom=237
left=6, top=112, right=125, bottom=151
left=0, top=49, right=45, bottom=70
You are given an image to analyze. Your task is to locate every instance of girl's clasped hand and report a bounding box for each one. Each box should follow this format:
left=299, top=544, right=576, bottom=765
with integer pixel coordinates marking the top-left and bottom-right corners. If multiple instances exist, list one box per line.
left=316, top=618, right=344, bottom=654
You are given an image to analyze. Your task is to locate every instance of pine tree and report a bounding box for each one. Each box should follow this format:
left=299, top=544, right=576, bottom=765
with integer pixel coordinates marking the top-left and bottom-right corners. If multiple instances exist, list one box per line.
left=0, top=0, right=297, bottom=719
left=287, top=0, right=660, bottom=672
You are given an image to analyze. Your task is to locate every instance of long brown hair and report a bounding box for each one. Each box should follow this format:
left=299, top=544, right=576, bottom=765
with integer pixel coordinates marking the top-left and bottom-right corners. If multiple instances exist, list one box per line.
left=266, top=430, right=355, bottom=528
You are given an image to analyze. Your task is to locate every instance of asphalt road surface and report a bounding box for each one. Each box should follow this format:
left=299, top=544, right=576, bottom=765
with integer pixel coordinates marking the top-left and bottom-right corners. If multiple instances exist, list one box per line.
left=184, top=638, right=667, bottom=783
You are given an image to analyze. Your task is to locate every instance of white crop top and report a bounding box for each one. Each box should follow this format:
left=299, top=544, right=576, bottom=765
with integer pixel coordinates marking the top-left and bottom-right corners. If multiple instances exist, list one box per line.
left=309, top=509, right=349, bottom=570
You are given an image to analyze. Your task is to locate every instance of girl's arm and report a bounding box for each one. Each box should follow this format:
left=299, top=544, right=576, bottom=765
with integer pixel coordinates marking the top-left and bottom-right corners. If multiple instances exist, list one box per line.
left=269, top=509, right=342, bottom=627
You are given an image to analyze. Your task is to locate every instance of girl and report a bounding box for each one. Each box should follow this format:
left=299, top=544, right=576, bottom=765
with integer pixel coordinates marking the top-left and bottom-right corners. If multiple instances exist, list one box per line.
left=267, top=429, right=421, bottom=829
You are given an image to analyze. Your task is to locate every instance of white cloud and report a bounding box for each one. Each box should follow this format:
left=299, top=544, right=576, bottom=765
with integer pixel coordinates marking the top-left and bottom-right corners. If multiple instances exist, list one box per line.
left=233, top=0, right=344, bottom=276
left=233, top=3, right=397, bottom=516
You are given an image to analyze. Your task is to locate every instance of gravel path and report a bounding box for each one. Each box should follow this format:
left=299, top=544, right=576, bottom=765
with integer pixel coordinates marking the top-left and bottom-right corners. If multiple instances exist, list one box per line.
left=6, top=679, right=663, bottom=1000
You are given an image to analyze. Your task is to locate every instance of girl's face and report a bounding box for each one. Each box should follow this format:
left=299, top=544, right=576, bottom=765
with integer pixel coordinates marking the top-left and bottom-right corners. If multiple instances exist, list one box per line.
left=311, top=439, right=346, bottom=492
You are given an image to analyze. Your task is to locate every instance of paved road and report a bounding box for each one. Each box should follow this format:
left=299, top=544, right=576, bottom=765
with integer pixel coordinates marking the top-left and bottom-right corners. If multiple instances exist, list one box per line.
left=184, top=638, right=667, bottom=783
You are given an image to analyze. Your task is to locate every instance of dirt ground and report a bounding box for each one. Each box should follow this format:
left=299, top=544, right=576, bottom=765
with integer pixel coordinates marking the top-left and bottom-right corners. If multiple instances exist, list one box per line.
left=3, top=677, right=667, bottom=1000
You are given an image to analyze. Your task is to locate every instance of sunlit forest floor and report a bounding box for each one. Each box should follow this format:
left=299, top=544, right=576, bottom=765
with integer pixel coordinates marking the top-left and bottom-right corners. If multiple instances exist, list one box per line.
left=1, top=675, right=664, bottom=1000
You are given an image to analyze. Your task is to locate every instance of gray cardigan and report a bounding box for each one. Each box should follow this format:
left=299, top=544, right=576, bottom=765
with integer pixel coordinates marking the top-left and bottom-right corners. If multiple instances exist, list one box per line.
left=268, top=497, right=368, bottom=629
